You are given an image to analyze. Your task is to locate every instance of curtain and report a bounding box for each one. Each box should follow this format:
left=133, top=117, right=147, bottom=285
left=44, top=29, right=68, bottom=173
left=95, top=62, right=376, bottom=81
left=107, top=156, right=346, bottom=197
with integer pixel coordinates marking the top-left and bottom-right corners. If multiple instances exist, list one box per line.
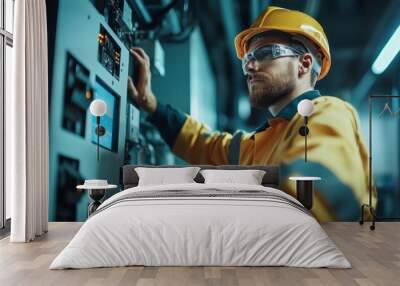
left=7, top=0, right=49, bottom=242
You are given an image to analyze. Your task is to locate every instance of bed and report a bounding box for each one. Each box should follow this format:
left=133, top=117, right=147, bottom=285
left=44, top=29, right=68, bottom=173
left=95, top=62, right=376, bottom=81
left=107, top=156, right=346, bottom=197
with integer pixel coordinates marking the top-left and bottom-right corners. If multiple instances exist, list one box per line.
left=50, top=165, right=350, bottom=269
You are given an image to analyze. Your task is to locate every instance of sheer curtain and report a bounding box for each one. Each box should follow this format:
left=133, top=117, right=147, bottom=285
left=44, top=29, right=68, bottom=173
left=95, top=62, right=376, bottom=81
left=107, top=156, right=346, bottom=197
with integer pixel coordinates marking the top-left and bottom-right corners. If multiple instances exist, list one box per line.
left=7, top=0, right=48, bottom=242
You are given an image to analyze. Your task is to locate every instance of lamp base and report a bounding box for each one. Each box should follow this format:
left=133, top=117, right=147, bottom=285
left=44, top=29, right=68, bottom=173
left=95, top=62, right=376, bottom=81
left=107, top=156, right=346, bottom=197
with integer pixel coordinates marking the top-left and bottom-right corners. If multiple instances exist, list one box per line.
left=296, top=180, right=313, bottom=210
left=359, top=204, right=376, bottom=230
left=88, top=189, right=106, bottom=216
left=95, top=125, right=106, bottom=136
left=298, top=126, right=309, bottom=136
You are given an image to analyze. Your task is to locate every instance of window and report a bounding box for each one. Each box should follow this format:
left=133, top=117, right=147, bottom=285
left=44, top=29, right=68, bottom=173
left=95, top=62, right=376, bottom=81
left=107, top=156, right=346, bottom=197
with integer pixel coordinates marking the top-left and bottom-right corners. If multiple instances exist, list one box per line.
left=5, top=0, right=13, bottom=33
left=1, top=0, right=14, bottom=232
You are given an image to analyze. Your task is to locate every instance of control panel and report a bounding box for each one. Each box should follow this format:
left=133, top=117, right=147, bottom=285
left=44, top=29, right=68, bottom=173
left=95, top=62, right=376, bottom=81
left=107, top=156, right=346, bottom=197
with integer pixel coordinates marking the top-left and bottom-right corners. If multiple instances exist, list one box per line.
left=98, top=25, right=121, bottom=79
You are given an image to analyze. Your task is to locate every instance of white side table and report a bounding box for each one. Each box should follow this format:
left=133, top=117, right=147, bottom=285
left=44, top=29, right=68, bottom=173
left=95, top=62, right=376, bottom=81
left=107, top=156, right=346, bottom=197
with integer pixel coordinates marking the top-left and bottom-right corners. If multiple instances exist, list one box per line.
left=77, top=183, right=118, bottom=216
left=289, top=177, right=321, bottom=210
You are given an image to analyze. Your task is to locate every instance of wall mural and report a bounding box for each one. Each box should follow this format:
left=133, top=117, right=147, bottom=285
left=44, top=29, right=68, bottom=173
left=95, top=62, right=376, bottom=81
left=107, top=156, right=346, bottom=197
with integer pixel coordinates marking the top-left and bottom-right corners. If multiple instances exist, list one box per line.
left=47, top=0, right=399, bottom=222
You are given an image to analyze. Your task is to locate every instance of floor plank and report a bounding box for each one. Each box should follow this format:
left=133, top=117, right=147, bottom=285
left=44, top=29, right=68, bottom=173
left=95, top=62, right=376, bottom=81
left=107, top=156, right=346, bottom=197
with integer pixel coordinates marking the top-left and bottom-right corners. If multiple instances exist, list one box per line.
left=0, top=222, right=399, bottom=286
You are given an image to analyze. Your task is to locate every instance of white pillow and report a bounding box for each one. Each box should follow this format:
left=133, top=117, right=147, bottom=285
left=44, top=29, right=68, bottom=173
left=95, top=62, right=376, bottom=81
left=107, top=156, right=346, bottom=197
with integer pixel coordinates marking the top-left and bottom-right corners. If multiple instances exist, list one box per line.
left=200, top=169, right=266, bottom=185
left=135, top=167, right=201, bottom=186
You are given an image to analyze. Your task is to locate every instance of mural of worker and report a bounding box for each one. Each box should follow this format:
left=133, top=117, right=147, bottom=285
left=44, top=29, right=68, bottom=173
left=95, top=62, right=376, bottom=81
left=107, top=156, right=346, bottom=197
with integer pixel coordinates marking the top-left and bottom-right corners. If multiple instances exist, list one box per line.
left=127, top=6, right=376, bottom=221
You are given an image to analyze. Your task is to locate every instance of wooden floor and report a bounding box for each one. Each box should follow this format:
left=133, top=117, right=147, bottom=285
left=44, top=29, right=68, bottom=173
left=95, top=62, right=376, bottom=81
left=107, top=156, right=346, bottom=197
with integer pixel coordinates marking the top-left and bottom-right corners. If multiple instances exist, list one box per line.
left=0, top=222, right=399, bottom=286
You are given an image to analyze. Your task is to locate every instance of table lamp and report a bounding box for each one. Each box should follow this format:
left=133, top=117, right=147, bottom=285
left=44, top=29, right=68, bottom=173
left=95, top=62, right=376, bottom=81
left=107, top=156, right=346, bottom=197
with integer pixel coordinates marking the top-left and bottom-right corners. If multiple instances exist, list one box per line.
left=89, top=99, right=107, bottom=161
left=297, top=99, right=314, bottom=162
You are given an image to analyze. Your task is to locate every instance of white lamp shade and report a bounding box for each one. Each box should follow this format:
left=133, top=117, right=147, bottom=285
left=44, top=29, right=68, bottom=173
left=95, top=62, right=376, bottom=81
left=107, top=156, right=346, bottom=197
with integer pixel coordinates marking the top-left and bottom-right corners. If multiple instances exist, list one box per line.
left=297, top=99, right=314, bottom=117
left=89, top=99, right=107, bottom=117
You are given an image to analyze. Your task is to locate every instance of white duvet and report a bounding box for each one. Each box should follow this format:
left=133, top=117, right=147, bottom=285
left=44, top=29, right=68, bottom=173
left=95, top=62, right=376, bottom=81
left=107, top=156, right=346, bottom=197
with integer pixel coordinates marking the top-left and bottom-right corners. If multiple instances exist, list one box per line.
left=50, top=183, right=351, bottom=269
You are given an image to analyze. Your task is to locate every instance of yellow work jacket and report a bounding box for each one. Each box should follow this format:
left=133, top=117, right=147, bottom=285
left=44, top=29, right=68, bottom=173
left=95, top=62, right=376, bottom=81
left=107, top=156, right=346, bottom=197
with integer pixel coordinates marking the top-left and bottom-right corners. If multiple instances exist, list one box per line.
left=149, top=90, right=376, bottom=221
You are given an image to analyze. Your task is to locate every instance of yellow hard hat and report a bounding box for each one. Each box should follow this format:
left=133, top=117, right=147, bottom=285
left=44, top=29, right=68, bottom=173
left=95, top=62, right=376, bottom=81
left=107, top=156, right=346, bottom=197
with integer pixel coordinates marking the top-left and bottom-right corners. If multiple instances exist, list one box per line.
left=234, top=6, right=331, bottom=80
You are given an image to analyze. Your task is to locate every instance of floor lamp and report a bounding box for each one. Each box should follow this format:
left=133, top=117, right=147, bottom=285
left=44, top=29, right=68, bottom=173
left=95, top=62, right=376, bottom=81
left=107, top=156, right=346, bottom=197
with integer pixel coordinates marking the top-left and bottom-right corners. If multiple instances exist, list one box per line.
left=359, top=95, right=400, bottom=230
left=297, top=99, right=314, bottom=162
left=89, top=99, right=107, bottom=161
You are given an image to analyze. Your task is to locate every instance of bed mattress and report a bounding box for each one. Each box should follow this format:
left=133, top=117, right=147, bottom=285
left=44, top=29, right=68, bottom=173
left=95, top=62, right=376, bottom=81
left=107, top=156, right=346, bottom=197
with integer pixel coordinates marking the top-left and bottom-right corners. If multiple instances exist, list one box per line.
left=50, top=183, right=350, bottom=269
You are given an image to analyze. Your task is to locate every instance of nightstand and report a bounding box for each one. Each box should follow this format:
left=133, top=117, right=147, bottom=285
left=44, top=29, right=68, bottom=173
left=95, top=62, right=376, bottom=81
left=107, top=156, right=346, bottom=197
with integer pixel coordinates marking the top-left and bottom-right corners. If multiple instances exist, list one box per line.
left=77, top=181, right=118, bottom=216
left=289, top=176, right=321, bottom=210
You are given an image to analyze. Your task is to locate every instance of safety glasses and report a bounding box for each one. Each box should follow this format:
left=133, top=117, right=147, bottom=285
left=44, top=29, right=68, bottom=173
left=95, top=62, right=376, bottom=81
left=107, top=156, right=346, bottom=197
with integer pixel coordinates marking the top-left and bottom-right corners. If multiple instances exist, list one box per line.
left=242, top=44, right=304, bottom=75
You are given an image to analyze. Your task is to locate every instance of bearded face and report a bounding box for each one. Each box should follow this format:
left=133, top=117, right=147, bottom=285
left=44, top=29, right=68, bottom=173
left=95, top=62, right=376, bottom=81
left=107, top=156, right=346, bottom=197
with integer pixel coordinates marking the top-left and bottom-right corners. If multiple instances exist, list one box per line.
left=247, top=58, right=297, bottom=109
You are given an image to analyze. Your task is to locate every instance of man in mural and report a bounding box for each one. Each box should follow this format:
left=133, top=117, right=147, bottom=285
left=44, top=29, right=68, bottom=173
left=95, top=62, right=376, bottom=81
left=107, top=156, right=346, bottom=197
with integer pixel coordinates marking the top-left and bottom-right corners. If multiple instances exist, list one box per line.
left=128, top=6, right=375, bottom=221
